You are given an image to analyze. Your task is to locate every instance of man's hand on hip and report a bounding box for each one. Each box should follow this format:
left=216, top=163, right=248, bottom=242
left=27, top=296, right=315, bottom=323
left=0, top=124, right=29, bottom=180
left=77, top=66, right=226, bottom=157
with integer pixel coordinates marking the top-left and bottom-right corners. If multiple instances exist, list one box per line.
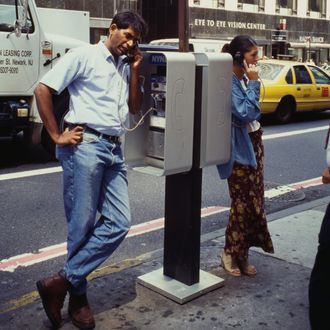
left=56, top=126, right=84, bottom=145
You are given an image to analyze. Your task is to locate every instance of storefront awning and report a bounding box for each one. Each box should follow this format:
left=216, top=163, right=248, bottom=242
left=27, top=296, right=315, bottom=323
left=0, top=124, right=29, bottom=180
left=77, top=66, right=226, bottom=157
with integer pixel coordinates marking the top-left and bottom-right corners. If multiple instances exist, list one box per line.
left=289, top=42, right=330, bottom=49
left=256, top=39, right=271, bottom=45
left=90, top=17, right=112, bottom=29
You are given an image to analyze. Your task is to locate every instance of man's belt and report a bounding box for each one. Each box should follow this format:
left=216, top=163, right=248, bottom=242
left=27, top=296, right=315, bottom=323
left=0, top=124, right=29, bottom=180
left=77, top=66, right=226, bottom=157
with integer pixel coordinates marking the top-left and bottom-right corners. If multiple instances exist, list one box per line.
left=64, top=123, right=121, bottom=144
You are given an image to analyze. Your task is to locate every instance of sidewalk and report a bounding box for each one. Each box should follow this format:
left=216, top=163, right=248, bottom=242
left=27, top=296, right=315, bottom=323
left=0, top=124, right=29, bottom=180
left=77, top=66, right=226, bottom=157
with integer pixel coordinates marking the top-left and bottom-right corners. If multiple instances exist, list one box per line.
left=7, top=197, right=328, bottom=330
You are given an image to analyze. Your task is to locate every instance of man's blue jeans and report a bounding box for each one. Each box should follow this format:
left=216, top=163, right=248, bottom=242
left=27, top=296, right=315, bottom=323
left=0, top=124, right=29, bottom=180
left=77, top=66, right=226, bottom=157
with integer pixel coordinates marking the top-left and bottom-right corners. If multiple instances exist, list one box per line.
left=56, top=131, right=130, bottom=295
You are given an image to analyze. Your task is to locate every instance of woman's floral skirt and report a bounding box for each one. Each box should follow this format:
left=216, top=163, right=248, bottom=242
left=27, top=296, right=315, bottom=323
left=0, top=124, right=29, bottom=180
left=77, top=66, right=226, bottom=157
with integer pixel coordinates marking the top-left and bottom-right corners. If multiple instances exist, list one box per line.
left=224, top=129, right=274, bottom=260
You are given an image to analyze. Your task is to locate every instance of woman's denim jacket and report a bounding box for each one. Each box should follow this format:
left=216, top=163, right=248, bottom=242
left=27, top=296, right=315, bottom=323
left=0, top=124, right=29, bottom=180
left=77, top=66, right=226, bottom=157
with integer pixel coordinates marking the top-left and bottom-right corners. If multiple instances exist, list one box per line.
left=217, top=74, right=261, bottom=179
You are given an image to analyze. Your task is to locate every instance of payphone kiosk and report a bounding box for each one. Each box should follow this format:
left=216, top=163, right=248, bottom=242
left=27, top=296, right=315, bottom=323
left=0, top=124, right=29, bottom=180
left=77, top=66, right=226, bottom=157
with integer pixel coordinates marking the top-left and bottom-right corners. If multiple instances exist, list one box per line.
left=136, top=53, right=232, bottom=304
left=194, top=52, right=232, bottom=168
left=124, top=52, right=196, bottom=176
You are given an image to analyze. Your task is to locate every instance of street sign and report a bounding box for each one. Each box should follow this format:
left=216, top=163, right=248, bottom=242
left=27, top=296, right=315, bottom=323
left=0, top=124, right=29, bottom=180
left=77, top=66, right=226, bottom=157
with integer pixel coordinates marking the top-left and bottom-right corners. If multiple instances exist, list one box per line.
left=272, top=30, right=287, bottom=42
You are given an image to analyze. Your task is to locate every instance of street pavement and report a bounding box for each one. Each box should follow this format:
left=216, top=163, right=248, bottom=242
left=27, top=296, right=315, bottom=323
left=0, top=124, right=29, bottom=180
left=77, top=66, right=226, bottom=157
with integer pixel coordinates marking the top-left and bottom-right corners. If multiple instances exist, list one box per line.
left=2, top=196, right=329, bottom=330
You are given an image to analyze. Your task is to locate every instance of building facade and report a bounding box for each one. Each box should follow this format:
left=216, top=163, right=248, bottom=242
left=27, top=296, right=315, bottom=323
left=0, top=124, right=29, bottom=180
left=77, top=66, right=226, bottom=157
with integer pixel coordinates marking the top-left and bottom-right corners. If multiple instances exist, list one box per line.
left=186, top=0, right=330, bottom=63
left=35, top=0, right=138, bottom=43
left=35, top=0, right=330, bottom=63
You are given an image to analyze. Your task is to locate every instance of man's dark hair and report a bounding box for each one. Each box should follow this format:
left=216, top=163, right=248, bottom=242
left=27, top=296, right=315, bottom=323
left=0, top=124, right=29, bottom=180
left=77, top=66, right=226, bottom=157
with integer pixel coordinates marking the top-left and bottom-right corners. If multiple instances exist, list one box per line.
left=112, top=11, right=148, bottom=39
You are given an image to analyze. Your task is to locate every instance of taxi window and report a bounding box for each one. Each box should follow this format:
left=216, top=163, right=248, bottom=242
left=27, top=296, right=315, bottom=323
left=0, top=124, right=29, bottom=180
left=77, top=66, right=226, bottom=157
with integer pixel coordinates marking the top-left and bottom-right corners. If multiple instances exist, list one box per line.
left=308, top=66, right=330, bottom=84
left=258, top=63, right=283, bottom=80
left=285, top=69, right=293, bottom=84
left=293, top=65, right=312, bottom=84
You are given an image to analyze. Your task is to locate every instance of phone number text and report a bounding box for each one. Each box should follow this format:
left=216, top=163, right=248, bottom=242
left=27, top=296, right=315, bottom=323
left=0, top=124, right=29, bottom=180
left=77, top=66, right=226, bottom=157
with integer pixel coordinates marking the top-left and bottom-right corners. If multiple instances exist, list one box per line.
left=0, top=66, right=19, bottom=74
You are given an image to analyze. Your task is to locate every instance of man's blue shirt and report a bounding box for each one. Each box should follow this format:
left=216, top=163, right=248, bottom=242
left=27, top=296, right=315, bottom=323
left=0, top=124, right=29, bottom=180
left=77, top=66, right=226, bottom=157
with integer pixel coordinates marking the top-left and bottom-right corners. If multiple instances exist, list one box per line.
left=41, top=41, right=130, bottom=136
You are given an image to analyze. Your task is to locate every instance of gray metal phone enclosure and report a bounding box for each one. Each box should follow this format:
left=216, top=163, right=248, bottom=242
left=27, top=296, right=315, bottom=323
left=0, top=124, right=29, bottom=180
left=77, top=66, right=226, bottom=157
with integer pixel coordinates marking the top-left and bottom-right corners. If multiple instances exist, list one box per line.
left=194, top=53, right=232, bottom=168
left=124, top=51, right=196, bottom=176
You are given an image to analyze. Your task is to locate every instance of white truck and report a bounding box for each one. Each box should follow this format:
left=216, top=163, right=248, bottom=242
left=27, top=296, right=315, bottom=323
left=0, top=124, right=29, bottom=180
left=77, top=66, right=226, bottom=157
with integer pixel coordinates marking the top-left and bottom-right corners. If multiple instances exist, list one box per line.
left=0, top=0, right=89, bottom=150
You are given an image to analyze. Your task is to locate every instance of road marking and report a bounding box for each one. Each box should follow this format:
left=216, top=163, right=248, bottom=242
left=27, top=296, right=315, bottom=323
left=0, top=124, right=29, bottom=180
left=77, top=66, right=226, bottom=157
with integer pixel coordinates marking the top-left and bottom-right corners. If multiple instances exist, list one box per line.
left=289, top=177, right=323, bottom=189
left=0, top=175, right=323, bottom=272
left=0, top=205, right=230, bottom=272
left=263, top=125, right=328, bottom=140
left=0, top=126, right=327, bottom=181
left=265, top=185, right=296, bottom=199
left=0, top=291, right=40, bottom=314
left=0, top=125, right=326, bottom=271
left=264, top=177, right=323, bottom=199
left=0, top=257, right=146, bottom=314
left=0, top=166, right=62, bottom=181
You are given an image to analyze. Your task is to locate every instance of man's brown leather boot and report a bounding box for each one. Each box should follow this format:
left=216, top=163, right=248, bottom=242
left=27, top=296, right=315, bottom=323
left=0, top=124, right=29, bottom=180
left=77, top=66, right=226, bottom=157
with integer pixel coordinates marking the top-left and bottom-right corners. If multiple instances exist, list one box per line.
left=36, top=272, right=71, bottom=328
left=68, top=293, right=95, bottom=330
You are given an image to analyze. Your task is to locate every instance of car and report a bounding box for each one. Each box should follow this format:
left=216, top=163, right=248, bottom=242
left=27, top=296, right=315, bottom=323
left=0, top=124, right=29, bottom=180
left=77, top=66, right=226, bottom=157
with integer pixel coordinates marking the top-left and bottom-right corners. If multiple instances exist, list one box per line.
left=258, top=59, right=330, bottom=123
left=321, top=64, right=330, bottom=76
left=150, top=38, right=226, bottom=53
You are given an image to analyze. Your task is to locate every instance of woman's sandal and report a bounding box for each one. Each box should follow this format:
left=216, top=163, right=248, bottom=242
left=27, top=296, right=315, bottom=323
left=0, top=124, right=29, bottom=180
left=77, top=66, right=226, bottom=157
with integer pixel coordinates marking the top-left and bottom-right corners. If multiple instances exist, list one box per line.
left=238, top=259, right=257, bottom=276
left=221, top=252, right=241, bottom=277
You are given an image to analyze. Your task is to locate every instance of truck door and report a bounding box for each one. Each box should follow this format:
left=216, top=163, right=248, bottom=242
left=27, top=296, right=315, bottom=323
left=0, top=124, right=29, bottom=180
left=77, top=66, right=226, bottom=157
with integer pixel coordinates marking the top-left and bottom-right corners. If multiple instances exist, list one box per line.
left=0, top=0, right=39, bottom=94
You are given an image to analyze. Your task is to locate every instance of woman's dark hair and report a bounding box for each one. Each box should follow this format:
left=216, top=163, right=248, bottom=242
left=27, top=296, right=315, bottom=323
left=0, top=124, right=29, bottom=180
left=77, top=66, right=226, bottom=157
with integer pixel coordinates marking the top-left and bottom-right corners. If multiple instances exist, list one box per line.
left=111, top=11, right=148, bottom=38
left=222, top=35, right=257, bottom=64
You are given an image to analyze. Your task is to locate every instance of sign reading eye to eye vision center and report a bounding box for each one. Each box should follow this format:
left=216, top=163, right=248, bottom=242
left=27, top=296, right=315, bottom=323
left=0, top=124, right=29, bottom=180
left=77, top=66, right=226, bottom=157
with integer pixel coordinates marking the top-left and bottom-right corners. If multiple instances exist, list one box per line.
left=189, top=8, right=330, bottom=45
left=193, top=18, right=266, bottom=30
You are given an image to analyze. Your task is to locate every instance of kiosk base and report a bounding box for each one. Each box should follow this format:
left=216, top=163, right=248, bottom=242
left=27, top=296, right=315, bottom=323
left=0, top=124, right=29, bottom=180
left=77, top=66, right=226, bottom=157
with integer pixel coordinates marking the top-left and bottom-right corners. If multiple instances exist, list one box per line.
left=137, top=268, right=225, bottom=304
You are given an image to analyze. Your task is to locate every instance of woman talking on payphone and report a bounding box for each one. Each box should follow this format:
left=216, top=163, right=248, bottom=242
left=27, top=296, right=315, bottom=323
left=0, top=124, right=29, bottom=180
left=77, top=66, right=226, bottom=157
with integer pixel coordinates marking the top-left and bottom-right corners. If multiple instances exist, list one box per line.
left=217, top=35, right=274, bottom=276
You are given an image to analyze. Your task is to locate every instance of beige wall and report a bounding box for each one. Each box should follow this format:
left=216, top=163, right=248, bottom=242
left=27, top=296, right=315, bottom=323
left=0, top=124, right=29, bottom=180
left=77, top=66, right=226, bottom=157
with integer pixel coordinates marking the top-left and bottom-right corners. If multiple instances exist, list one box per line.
left=35, top=0, right=139, bottom=43
left=35, top=0, right=137, bottom=18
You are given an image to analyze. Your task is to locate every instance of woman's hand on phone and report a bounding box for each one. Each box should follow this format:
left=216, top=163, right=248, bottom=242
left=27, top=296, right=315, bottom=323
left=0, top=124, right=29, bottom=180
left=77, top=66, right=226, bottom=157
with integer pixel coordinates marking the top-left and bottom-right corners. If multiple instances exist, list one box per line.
left=243, top=59, right=259, bottom=81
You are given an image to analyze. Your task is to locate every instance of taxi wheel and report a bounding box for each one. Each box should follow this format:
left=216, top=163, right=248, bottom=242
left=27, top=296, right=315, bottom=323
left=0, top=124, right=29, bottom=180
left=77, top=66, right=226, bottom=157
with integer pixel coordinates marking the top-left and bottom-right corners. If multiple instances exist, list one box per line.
left=274, top=98, right=295, bottom=124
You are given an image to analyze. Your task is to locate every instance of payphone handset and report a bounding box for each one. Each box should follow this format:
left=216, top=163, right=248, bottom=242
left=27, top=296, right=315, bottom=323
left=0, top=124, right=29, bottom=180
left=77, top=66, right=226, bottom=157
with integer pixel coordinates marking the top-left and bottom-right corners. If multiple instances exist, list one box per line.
left=124, top=51, right=196, bottom=176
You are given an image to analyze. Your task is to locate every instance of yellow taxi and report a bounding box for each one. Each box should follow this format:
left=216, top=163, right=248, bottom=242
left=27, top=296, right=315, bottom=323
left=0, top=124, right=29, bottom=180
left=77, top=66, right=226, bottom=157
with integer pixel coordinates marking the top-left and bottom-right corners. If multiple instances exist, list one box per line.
left=322, top=64, right=330, bottom=76
left=258, top=59, right=330, bottom=123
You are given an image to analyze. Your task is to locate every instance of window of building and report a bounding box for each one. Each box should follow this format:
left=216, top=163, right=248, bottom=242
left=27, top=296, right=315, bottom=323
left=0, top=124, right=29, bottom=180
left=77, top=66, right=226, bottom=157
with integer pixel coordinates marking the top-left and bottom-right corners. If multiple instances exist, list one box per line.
left=238, top=0, right=265, bottom=10
left=276, top=0, right=297, bottom=14
left=213, top=0, right=225, bottom=8
left=259, top=0, right=265, bottom=11
left=308, top=0, right=327, bottom=16
left=239, top=0, right=259, bottom=3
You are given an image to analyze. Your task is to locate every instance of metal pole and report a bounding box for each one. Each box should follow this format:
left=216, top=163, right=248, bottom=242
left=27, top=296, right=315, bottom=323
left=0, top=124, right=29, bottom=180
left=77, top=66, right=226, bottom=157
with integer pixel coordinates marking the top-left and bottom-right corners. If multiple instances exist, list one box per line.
left=163, top=0, right=202, bottom=286
left=178, top=0, right=189, bottom=52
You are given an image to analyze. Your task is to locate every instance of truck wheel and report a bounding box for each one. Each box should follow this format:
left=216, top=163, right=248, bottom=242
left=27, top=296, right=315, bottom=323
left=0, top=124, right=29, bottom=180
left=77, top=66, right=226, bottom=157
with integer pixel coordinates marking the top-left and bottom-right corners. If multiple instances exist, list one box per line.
left=274, top=98, right=295, bottom=124
left=41, top=89, right=70, bottom=156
